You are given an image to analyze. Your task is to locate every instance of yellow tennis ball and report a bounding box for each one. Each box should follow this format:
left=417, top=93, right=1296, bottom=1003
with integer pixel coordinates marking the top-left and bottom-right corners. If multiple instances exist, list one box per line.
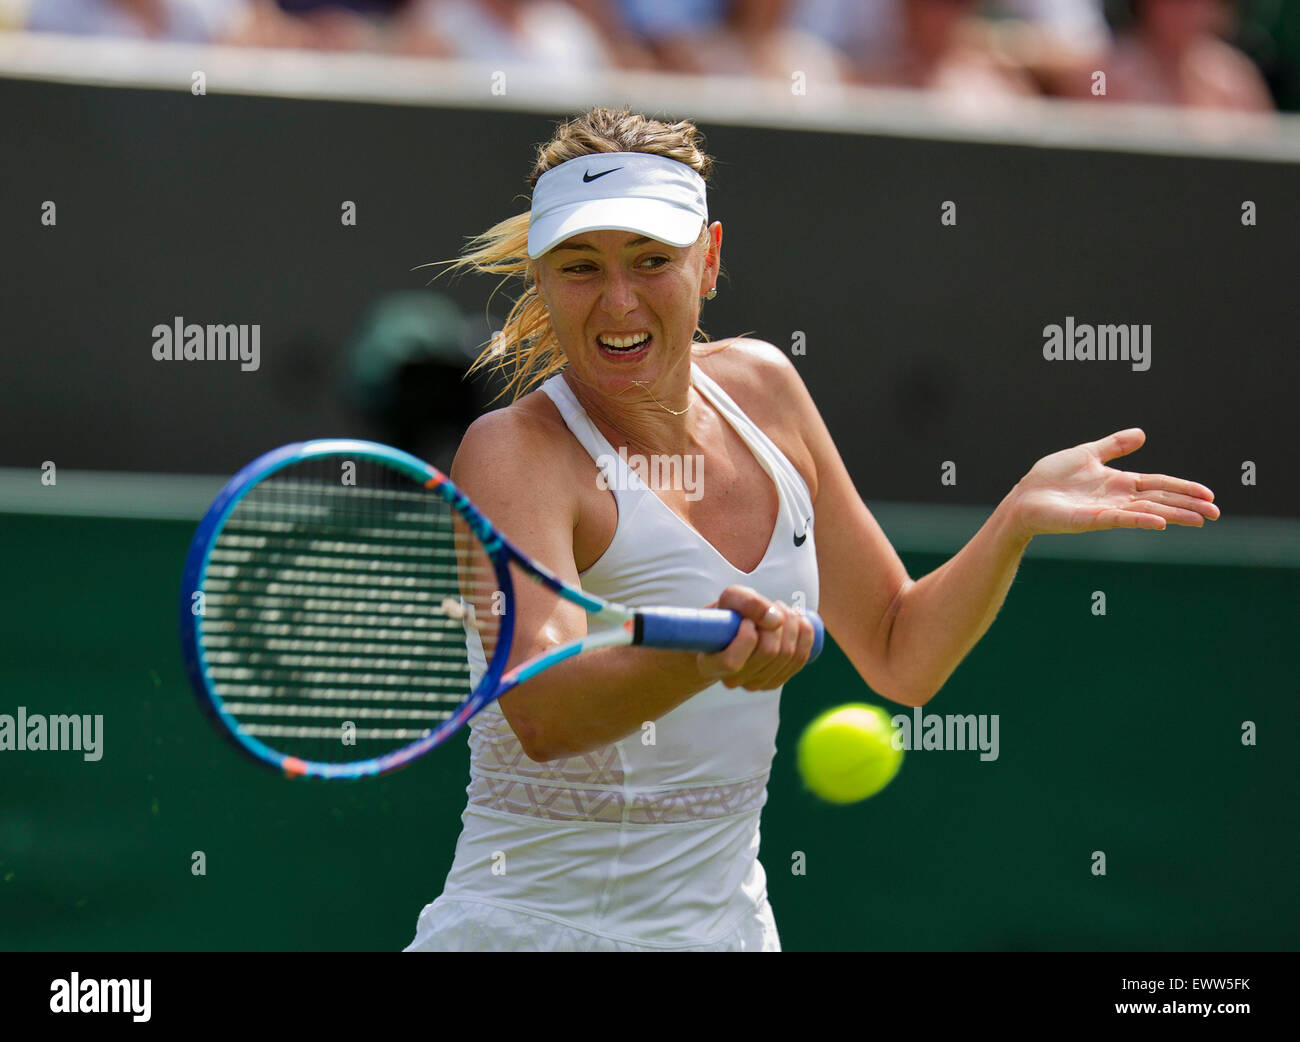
left=796, top=703, right=903, bottom=804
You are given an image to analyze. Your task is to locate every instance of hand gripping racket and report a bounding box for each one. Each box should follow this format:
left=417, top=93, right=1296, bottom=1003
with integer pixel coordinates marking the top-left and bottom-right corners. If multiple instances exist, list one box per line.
left=179, top=439, right=824, bottom=779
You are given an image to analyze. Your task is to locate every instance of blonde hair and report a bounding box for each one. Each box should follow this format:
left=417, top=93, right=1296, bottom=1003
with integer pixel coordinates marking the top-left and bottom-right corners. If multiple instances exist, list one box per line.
left=429, top=107, right=719, bottom=403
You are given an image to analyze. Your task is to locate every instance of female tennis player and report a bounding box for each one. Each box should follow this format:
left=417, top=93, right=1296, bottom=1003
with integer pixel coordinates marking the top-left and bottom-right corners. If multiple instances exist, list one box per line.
left=404, top=107, right=1219, bottom=952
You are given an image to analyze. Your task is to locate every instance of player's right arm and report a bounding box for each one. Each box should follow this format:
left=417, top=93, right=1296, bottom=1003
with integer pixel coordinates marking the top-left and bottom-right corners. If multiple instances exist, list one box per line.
left=449, top=406, right=799, bottom=762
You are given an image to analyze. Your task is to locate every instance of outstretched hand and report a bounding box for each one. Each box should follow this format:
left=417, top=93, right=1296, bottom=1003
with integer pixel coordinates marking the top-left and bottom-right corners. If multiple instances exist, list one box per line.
left=1009, top=428, right=1220, bottom=540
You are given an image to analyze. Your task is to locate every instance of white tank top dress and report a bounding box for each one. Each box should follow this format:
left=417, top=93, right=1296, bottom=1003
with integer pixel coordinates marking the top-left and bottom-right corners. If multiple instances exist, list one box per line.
left=404, top=360, right=819, bottom=952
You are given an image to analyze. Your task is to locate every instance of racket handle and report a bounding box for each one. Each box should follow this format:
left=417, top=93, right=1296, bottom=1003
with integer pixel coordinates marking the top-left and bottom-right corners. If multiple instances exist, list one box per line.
left=636, top=607, right=825, bottom=662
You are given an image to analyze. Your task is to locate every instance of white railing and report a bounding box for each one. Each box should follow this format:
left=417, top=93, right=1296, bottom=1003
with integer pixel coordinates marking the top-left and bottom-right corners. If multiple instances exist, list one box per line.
left=1, top=30, right=1298, bottom=162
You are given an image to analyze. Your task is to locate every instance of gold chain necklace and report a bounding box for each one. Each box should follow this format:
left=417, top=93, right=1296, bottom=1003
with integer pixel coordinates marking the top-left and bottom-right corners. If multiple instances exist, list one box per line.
left=629, top=380, right=692, bottom=416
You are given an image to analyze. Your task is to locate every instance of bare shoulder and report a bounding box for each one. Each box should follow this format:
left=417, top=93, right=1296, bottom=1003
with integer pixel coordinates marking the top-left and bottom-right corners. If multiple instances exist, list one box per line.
left=693, top=337, right=819, bottom=496
left=693, top=336, right=802, bottom=401
left=450, top=385, right=586, bottom=515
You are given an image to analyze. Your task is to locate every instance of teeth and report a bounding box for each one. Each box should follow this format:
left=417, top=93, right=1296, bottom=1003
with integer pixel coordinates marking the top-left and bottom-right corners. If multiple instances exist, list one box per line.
left=598, top=332, right=650, bottom=350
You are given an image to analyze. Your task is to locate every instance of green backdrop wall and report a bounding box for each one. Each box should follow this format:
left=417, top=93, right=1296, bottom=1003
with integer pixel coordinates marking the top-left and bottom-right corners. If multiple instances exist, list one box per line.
left=1, top=511, right=1293, bottom=951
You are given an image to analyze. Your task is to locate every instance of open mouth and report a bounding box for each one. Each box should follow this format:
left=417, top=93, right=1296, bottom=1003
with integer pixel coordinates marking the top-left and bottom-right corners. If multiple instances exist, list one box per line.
left=597, top=332, right=651, bottom=359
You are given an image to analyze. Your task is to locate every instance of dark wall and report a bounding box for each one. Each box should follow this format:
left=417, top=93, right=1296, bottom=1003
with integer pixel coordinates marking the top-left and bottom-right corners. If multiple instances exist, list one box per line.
left=1, top=77, right=1294, bottom=516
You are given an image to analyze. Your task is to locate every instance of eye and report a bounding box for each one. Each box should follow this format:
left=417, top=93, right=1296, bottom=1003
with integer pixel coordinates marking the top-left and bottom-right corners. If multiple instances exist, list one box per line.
left=640, top=255, right=670, bottom=270
left=563, top=262, right=595, bottom=274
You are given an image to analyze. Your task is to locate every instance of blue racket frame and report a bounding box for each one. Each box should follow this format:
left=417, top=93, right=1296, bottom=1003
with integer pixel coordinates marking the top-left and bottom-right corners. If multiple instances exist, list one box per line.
left=179, top=439, right=594, bottom=779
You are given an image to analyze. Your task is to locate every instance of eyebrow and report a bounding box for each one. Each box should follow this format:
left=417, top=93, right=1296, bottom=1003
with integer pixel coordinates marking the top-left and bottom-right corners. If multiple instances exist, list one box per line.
left=553, top=236, right=655, bottom=252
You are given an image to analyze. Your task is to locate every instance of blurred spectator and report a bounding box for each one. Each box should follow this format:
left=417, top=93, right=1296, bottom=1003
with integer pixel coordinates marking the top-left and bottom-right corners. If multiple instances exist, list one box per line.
left=401, top=0, right=610, bottom=68
left=223, top=0, right=412, bottom=51
left=564, top=0, right=658, bottom=68
left=18, top=0, right=1287, bottom=115
left=272, top=0, right=396, bottom=49
left=1, top=1, right=25, bottom=31
left=792, top=0, right=896, bottom=76
left=610, top=0, right=848, bottom=80
left=792, top=0, right=1112, bottom=95
left=853, top=0, right=1040, bottom=99
left=25, top=0, right=248, bottom=41
left=1102, top=0, right=1274, bottom=109
left=1000, top=0, right=1111, bottom=52
left=793, top=0, right=1111, bottom=70
left=726, top=0, right=852, bottom=81
left=990, top=1, right=1113, bottom=95
left=611, top=0, right=729, bottom=72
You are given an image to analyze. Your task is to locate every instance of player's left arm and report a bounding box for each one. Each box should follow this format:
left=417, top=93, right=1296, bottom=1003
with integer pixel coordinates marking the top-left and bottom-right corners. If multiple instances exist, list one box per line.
left=883, top=427, right=1218, bottom=704
left=733, top=344, right=1025, bottom=708
left=765, top=343, right=1219, bottom=705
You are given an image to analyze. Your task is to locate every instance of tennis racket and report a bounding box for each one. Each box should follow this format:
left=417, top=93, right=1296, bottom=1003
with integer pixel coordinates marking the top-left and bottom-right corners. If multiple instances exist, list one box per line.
left=179, top=439, right=824, bottom=779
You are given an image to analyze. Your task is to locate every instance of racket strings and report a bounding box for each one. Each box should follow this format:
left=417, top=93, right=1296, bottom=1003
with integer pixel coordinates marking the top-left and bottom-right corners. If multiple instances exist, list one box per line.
left=200, top=456, right=503, bottom=761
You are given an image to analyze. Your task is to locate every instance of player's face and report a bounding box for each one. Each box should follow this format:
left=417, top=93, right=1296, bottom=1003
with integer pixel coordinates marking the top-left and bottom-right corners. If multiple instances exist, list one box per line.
left=534, top=223, right=720, bottom=401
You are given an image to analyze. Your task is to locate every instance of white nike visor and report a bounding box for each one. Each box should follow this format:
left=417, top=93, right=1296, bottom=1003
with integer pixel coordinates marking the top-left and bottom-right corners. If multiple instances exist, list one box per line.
left=527, top=152, right=708, bottom=260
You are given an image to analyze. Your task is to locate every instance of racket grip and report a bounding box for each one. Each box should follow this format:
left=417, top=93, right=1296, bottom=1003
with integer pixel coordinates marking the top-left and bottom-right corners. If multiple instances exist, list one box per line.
left=636, top=607, right=824, bottom=662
